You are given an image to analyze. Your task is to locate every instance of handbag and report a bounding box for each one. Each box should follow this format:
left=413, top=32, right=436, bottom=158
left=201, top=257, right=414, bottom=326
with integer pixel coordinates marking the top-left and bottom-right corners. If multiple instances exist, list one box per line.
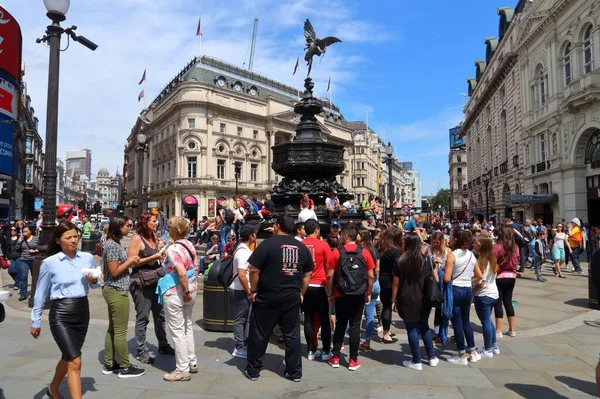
left=138, top=267, right=164, bottom=287
left=0, top=256, right=8, bottom=270
left=423, top=257, right=443, bottom=308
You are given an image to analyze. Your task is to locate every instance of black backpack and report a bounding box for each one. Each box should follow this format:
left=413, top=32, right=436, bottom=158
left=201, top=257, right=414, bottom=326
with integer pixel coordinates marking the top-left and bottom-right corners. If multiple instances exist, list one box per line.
left=223, top=208, right=235, bottom=224
left=217, top=244, right=240, bottom=287
left=336, top=246, right=368, bottom=296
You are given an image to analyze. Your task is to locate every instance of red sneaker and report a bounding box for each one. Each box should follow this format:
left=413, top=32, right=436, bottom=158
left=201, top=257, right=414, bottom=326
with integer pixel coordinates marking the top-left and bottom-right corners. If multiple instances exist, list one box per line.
left=328, top=355, right=340, bottom=368
left=348, top=359, right=361, bottom=371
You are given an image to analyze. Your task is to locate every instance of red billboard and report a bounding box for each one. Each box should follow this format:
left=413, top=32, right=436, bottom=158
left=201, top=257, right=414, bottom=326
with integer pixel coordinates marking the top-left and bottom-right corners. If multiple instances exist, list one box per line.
left=0, top=7, right=22, bottom=81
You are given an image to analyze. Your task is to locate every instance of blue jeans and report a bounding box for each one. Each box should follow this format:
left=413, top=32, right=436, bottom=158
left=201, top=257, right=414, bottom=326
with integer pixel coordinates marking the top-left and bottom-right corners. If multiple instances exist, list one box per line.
left=451, top=286, right=475, bottom=353
left=7, top=256, right=19, bottom=283
left=474, top=296, right=497, bottom=350
left=364, top=280, right=380, bottom=340
left=571, top=246, right=583, bottom=272
left=18, top=259, right=32, bottom=299
left=220, top=224, right=232, bottom=253
left=404, top=316, right=435, bottom=363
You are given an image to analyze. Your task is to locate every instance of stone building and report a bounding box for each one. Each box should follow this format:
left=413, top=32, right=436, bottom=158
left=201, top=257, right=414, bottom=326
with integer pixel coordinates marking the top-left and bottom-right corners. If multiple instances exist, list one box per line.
left=96, top=168, right=122, bottom=211
left=449, top=146, right=468, bottom=220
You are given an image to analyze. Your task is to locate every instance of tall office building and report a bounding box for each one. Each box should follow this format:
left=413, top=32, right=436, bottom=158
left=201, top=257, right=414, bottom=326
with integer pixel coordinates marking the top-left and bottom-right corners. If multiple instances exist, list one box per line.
left=65, top=149, right=92, bottom=178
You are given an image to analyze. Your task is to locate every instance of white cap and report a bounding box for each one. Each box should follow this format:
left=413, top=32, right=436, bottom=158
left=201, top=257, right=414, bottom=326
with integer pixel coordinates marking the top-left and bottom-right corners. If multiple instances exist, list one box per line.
left=571, top=217, right=581, bottom=227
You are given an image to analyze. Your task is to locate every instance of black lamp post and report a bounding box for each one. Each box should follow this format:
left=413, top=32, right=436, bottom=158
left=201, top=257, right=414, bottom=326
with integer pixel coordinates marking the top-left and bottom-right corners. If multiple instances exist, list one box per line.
left=234, top=161, right=242, bottom=197
left=136, top=130, right=148, bottom=218
left=385, top=141, right=394, bottom=223
left=482, top=169, right=492, bottom=221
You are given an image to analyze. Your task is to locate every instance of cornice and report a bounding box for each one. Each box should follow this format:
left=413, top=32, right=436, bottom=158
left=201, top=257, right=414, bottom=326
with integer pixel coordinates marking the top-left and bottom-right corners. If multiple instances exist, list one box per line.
left=517, top=0, right=574, bottom=51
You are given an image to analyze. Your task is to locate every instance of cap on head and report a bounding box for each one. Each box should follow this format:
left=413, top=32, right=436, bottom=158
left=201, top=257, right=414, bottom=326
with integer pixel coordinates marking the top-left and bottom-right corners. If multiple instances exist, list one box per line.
left=240, top=224, right=258, bottom=240
left=330, top=220, right=341, bottom=228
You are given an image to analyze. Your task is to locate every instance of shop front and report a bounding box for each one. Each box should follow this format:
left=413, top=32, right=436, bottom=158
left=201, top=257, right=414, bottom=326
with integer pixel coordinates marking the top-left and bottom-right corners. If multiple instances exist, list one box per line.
left=182, top=195, right=198, bottom=224
left=506, top=194, right=556, bottom=225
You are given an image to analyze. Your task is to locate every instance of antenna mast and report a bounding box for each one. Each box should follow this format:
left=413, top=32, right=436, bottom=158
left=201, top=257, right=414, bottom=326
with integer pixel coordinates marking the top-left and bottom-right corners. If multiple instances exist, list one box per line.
left=248, top=18, right=259, bottom=71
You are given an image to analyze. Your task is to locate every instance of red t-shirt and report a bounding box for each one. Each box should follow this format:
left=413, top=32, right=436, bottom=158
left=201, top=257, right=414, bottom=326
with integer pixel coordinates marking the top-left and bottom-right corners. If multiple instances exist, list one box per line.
left=302, top=237, right=331, bottom=286
left=299, top=197, right=315, bottom=210
left=327, top=243, right=375, bottom=297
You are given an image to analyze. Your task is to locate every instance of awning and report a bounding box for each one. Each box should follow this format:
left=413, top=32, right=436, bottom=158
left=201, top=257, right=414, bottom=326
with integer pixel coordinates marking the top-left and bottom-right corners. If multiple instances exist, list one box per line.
left=182, top=195, right=198, bottom=206
left=506, top=194, right=557, bottom=204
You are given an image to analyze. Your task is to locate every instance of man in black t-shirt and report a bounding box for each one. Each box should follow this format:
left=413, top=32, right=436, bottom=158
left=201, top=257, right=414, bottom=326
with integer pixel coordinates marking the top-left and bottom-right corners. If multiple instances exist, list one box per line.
left=245, top=215, right=314, bottom=382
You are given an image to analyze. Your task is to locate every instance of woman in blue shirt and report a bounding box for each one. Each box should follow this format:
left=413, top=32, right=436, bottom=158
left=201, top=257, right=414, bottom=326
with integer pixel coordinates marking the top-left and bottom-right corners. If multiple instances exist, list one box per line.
left=30, top=221, right=99, bottom=399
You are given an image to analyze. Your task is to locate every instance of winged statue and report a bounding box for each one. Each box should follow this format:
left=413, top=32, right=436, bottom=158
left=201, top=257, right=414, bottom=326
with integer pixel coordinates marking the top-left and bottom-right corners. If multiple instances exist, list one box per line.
left=304, top=19, right=341, bottom=77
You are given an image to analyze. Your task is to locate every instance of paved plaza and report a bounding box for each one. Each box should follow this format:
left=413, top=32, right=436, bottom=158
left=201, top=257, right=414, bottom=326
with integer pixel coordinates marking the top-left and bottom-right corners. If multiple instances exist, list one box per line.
left=0, top=259, right=599, bottom=398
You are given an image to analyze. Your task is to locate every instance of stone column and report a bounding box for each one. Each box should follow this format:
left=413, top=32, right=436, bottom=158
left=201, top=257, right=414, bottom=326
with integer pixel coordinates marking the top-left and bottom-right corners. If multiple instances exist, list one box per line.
left=560, top=165, right=587, bottom=221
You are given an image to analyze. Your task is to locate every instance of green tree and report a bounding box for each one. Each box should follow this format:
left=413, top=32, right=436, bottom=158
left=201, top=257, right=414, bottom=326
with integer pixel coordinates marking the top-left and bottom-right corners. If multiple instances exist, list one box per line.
left=431, top=188, right=450, bottom=212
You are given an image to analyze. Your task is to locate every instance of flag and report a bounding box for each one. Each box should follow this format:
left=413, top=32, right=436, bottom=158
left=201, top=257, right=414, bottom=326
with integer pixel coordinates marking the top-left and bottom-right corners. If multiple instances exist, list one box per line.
left=138, top=89, right=144, bottom=102
left=327, top=77, right=331, bottom=92
left=196, top=16, right=202, bottom=36
left=292, top=56, right=299, bottom=75
left=138, top=69, right=146, bottom=85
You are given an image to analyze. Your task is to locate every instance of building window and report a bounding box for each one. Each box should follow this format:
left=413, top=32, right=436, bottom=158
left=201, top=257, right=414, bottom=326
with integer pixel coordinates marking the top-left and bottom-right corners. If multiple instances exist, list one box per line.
left=584, top=25, right=594, bottom=74
left=539, top=134, right=546, bottom=162
left=356, top=161, right=361, bottom=170
left=499, top=86, right=505, bottom=102
left=356, top=177, right=361, bottom=187
left=457, top=155, right=462, bottom=163
left=25, top=136, right=33, bottom=154
left=217, top=159, right=225, bottom=179
left=187, top=156, right=197, bottom=178
left=564, top=43, right=573, bottom=85
left=188, top=118, right=195, bottom=129
left=220, top=123, right=226, bottom=133
left=457, top=167, right=462, bottom=177
left=250, top=163, right=258, bottom=182
left=237, top=126, right=243, bottom=136
left=340, top=176, right=344, bottom=186
left=500, top=110, right=508, bottom=160
left=539, top=70, right=546, bottom=106
left=253, top=130, right=258, bottom=139
left=25, top=162, right=32, bottom=184
left=156, top=167, right=159, bottom=181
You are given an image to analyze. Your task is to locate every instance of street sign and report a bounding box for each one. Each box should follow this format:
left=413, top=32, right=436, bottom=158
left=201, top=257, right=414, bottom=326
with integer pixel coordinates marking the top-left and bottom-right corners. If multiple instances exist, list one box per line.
left=147, top=201, right=158, bottom=208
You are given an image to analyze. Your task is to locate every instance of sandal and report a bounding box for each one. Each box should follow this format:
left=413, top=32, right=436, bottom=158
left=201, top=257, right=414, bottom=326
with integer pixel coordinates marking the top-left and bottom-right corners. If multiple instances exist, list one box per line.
left=553, top=267, right=558, bottom=276
left=381, top=337, right=398, bottom=344
left=559, top=275, right=566, bottom=279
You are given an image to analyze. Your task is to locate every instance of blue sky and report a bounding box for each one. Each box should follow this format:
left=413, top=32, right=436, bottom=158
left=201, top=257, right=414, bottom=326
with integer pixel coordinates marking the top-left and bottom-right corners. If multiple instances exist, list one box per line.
left=7, top=0, right=513, bottom=194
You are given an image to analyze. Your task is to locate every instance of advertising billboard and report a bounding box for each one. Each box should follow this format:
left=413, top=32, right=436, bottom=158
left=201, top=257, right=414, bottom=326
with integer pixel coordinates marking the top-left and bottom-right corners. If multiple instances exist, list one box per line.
left=450, top=126, right=466, bottom=149
left=0, top=74, right=16, bottom=176
left=0, top=7, right=22, bottom=81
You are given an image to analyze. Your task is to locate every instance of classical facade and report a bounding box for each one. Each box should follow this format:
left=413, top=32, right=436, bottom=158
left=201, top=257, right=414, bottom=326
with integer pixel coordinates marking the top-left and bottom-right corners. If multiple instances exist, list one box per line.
left=449, top=147, right=467, bottom=220
left=96, top=168, right=122, bottom=210
left=461, top=2, right=526, bottom=222
left=347, top=122, right=382, bottom=204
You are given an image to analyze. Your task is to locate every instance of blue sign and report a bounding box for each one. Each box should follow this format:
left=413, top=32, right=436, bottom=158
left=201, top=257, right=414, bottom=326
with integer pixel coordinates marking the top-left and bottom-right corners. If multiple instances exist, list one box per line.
left=34, top=198, right=43, bottom=211
left=0, top=71, right=17, bottom=176
left=450, top=126, right=466, bottom=149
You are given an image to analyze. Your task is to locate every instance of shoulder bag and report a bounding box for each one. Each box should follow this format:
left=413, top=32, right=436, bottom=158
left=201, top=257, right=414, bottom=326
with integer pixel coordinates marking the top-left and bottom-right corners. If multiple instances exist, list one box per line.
left=423, top=256, right=443, bottom=308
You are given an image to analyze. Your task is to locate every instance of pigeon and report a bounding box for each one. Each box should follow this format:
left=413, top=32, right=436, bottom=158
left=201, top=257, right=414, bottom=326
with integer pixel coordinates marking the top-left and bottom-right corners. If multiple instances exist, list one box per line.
left=303, top=19, right=341, bottom=77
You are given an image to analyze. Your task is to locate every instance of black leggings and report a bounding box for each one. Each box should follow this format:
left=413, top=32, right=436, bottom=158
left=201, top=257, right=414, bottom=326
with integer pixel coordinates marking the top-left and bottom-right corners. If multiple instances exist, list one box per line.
left=494, top=278, right=516, bottom=319
left=379, top=286, right=393, bottom=332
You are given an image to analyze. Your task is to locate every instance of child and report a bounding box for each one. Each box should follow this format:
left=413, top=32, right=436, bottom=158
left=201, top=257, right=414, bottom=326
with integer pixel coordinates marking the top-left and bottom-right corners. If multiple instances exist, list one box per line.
left=534, top=231, right=547, bottom=282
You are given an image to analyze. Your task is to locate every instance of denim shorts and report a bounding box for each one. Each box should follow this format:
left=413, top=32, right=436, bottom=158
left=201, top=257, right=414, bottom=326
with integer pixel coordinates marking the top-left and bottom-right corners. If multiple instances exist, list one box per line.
left=551, top=246, right=565, bottom=261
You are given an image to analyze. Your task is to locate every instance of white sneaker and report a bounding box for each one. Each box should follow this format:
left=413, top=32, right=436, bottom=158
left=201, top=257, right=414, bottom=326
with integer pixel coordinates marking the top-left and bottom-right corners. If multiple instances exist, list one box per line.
left=496, top=332, right=503, bottom=339
left=469, top=351, right=482, bottom=363
left=448, top=356, right=468, bottom=365
left=429, top=357, right=440, bottom=367
left=321, top=351, right=332, bottom=361
left=403, top=360, right=423, bottom=371
left=492, top=346, right=500, bottom=355
left=307, top=349, right=322, bottom=361
left=504, top=330, right=516, bottom=337
left=232, top=348, right=247, bottom=359
left=476, top=348, right=493, bottom=359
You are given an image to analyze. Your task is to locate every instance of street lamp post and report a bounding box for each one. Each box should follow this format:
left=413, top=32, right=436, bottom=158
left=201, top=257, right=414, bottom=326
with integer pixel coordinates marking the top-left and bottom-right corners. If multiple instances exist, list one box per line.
left=385, top=141, right=394, bottom=223
left=482, top=169, right=491, bottom=221
left=136, top=130, right=148, bottom=218
left=234, top=161, right=242, bottom=197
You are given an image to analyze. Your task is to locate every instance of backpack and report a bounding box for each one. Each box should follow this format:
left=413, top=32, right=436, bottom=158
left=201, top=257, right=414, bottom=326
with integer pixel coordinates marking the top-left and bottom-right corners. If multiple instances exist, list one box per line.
left=223, top=208, right=235, bottom=224
left=217, top=245, right=241, bottom=287
left=336, top=246, right=368, bottom=296
left=250, top=200, right=259, bottom=215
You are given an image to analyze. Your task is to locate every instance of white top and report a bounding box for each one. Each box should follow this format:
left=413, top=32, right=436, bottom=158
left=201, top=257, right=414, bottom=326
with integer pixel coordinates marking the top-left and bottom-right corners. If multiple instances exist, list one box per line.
left=298, top=208, right=318, bottom=223
left=325, top=197, right=337, bottom=208
left=474, top=261, right=498, bottom=299
left=452, top=249, right=476, bottom=288
left=229, top=243, right=252, bottom=291
left=234, top=207, right=245, bottom=222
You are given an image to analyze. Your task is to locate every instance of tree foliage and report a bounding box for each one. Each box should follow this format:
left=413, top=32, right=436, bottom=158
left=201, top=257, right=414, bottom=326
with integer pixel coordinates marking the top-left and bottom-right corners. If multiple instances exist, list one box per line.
left=431, top=188, right=450, bottom=211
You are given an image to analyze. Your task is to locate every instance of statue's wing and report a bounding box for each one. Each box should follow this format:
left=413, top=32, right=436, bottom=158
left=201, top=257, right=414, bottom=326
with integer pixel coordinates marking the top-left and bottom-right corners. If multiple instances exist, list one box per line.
left=320, top=36, right=342, bottom=48
left=304, top=19, right=316, bottom=44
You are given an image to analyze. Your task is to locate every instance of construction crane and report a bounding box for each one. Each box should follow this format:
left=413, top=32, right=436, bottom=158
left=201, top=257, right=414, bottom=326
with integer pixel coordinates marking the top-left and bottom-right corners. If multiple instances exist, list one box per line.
left=248, top=18, right=258, bottom=71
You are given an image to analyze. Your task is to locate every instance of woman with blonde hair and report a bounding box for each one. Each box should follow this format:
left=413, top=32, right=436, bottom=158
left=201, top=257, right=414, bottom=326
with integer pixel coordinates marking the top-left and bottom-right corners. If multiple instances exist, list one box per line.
left=158, top=217, right=198, bottom=381
left=473, top=236, right=500, bottom=359
left=430, top=232, right=451, bottom=338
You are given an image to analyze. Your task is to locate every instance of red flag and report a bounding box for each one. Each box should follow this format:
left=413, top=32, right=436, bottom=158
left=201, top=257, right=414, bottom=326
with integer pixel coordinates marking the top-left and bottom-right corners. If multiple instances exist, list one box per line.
left=292, top=56, right=299, bottom=75
left=138, top=89, right=144, bottom=102
left=196, top=16, right=202, bottom=36
left=138, top=69, right=146, bottom=85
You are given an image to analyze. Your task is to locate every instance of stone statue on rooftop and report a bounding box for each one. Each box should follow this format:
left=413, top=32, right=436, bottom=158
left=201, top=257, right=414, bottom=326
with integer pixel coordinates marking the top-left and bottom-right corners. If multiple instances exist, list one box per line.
left=304, top=19, right=341, bottom=77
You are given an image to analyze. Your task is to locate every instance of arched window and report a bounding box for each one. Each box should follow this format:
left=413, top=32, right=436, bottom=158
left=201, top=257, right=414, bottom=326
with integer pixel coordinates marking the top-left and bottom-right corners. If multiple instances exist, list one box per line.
left=564, top=42, right=572, bottom=85
left=584, top=25, right=594, bottom=74
left=585, top=129, right=600, bottom=167
left=538, top=65, right=546, bottom=106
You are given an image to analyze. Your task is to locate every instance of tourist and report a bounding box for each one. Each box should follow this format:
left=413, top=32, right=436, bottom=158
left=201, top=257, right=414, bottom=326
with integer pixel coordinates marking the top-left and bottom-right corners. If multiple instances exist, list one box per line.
left=7, top=225, right=20, bottom=288
left=200, top=234, right=221, bottom=275
left=31, top=221, right=99, bottom=399
left=219, top=201, right=235, bottom=252
left=444, top=228, right=482, bottom=364
left=299, top=192, right=315, bottom=210
left=392, top=233, right=439, bottom=370
left=551, top=223, right=568, bottom=278
left=245, top=215, right=314, bottom=382
left=568, top=218, right=584, bottom=275
left=533, top=231, right=547, bottom=282
left=294, top=222, right=306, bottom=241
left=472, top=236, right=500, bottom=359
left=325, top=192, right=347, bottom=220
left=430, top=231, right=451, bottom=338
left=494, top=226, right=519, bottom=338
left=159, top=217, right=199, bottom=382
left=301, top=219, right=332, bottom=360
left=258, top=193, right=275, bottom=220
left=15, top=226, right=39, bottom=301
left=127, top=212, right=174, bottom=364
left=326, top=224, right=375, bottom=371
left=361, top=194, right=374, bottom=216
left=81, top=215, right=92, bottom=240
left=229, top=224, right=256, bottom=359
left=330, top=220, right=341, bottom=240
left=298, top=199, right=318, bottom=223
left=361, top=214, right=377, bottom=231
left=377, top=228, right=403, bottom=343
left=357, top=229, right=380, bottom=352
left=102, top=216, right=145, bottom=378
left=233, top=198, right=247, bottom=240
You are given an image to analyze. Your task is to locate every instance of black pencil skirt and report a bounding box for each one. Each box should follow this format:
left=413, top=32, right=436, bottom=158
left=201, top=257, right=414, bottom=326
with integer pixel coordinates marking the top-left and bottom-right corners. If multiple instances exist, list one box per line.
left=49, top=297, right=90, bottom=360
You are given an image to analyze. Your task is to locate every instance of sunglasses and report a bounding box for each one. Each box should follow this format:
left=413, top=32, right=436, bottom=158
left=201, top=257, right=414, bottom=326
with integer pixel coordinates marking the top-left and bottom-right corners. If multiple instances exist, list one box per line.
left=10, top=229, right=16, bottom=231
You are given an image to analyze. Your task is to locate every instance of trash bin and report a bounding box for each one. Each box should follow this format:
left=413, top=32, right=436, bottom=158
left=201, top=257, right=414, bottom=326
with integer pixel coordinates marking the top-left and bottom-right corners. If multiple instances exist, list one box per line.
left=81, top=230, right=102, bottom=255
left=203, top=260, right=234, bottom=332
left=589, top=252, right=600, bottom=309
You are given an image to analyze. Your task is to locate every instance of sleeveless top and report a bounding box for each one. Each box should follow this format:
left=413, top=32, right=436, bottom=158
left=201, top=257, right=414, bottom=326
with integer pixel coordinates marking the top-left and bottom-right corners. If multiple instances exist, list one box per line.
left=451, top=249, right=476, bottom=288
left=131, top=235, right=160, bottom=276
left=553, top=232, right=567, bottom=248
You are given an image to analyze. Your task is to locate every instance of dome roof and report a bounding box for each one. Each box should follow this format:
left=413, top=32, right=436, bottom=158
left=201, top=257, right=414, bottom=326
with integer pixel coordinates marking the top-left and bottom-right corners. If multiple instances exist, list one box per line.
left=98, top=168, right=109, bottom=176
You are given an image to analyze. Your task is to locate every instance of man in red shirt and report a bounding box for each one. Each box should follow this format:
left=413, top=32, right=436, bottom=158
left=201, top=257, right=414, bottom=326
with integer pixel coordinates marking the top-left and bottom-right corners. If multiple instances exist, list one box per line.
left=301, top=219, right=332, bottom=361
left=299, top=192, right=315, bottom=210
left=326, top=224, right=374, bottom=371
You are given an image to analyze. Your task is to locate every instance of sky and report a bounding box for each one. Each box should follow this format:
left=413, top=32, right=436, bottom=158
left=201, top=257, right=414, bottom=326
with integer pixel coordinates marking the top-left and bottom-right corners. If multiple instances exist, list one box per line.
left=5, top=0, right=514, bottom=195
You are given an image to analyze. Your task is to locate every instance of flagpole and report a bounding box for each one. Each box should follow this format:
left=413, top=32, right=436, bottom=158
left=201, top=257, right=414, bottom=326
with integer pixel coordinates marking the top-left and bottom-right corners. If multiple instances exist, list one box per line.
left=198, top=15, right=203, bottom=58
left=329, top=79, right=332, bottom=105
